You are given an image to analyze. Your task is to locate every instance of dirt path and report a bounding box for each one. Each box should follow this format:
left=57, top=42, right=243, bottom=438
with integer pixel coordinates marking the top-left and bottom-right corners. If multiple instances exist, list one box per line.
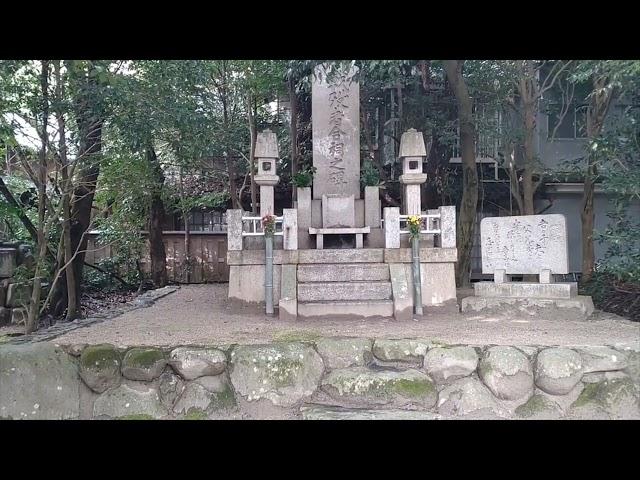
left=52, top=284, right=640, bottom=349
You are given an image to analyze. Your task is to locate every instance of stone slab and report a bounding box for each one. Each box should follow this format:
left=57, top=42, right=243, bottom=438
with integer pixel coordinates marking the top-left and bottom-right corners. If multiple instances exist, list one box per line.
left=228, top=265, right=281, bottom=304
left=474, top=281, right=578, bottom=299
left=301, top=406, right=443, bottom=420
left=298, top=281, right=392, bottom=302
left=439, top=206, right=457, bottom=248
left=481, top=214, right=569, bottom=274
left=226, top=209, right=243, bottom=251
left=279, top=264, right=297, bottom=321
left=296, top=187, right=312, bottom=229
left=364, top=187, right=381, bottom=228
left=312, top=64, right=360, bottom=200
left=308, top=227, right=370, bottom=235
left=383, top=207, right=400, bottom=248
left=298, top=248, right=384, bottom=264
left=461, top=295, right=595, bottom=318
left=297, top=300, right=393, bottom=319
left=383, top=247, right=458, bottom=263
left=282, top=208, right=298, bottom=250
left=227, top=250, right=299, bottom=266
left=311, top=199, right=323, bottom=228
left=322, top=194, right=355, bottom=228
left=297, top=263, right=389, bottom=283
left=388, top=264, right=413, bottom=321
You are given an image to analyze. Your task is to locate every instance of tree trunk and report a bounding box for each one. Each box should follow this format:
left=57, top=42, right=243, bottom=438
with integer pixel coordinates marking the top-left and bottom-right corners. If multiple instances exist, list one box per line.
left=581, top=164, right=596, bottom=282
left=26, top=60, right=50, bottom=334
left=51, top=61, right=105, bottom=317
left=146, top=146, right=168, bottom=288
left=54, top=61, right=78, bottom=320
left=248, top=94, right=258, bottom=215
left=444, top=60, right=479, bottom=288
left=581, top=75, right=615, bottom=282
left=289, top=77, right=298, bottom=204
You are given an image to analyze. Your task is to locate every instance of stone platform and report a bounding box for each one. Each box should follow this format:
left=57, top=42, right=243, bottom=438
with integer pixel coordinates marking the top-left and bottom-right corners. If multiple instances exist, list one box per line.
left=474, top=281, right=577, bottom=299
left=461, top=295, right=595, bottom=319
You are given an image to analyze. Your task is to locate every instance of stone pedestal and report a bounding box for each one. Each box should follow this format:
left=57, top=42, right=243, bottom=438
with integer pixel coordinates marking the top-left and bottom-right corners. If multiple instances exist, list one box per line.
left=364, top=186, right=381, bottom=228
left=283, top=209, right=298, bottom=250
left=227, top=209, right=243, bottom=251
left=296, top=187, right=312, bottom=229
left=384, top=207, right=400, bottom=249
left=399, top=174, right=427, bottom=216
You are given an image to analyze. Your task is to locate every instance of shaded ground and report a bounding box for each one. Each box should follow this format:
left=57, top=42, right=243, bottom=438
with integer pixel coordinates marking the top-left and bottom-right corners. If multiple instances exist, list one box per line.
left=54, top=284, right=640, bottom=348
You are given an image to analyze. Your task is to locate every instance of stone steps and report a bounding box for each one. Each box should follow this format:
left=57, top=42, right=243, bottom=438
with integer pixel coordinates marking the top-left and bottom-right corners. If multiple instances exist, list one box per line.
left=297, top=263, right=389, bottom=282
left=298, top=248, right=384, bottom=264
left=298, top=281, right=392, bottom=302
left=297, top=300, right=394, bottom=318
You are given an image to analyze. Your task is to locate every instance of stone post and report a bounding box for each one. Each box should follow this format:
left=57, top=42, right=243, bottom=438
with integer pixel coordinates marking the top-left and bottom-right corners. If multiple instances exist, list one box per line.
left=438, top=205, right=456, bottom=248
left=283, top=208, right=298, bottom=250
left=227, top=209, right=243, bottom=251
left=254, top=129, right=280, bottom=218
left=384, top=207, right=400, bottom=248
left=399, top=129, right=429, bottom=215
left=364, top=186, right=381, bottom=228
left=296, top=187, right=312, bottom=229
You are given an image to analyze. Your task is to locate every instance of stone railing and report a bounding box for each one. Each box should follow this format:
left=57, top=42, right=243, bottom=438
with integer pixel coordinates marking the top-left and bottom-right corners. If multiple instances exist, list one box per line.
left=383, top=206, right=456, bottom=249
left=227, top=209, right=298, bottom=251
left=1, top=338, right=637, bottom=420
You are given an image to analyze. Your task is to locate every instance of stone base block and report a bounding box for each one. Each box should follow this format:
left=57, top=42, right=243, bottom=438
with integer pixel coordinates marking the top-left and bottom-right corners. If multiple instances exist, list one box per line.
left=278, top=299, right=297, bottom=321
left=298, top=300, right=394, bottom=319
left=474, top=281, right=577, bottom=299
left=461, top=295, right=595, bottom=319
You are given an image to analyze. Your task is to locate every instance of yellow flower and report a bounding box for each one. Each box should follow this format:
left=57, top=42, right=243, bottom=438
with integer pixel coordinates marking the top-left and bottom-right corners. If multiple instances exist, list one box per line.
left=407, top=215, right=422, bottom=227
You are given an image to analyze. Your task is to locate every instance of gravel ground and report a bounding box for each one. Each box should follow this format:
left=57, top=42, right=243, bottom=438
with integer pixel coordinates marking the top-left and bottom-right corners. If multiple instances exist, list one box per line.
left=52, top=284, right=640, bottom=348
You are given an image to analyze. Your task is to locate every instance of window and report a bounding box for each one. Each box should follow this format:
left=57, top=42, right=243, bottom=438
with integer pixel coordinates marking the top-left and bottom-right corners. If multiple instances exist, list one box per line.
left=177, top=210, right=227, bottom=232
left=547, top=104, right=588, bottom=139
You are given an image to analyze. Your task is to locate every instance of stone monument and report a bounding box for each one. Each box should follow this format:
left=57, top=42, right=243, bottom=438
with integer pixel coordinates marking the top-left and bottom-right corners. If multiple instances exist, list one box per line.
left=311, top=63, right=360, bottom=200
left=461, top=214, right=594, bottom=318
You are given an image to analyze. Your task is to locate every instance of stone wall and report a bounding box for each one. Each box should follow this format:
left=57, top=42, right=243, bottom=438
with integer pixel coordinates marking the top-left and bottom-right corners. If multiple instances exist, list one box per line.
left=1, top=338, right=638, bottom=420
left=0, top=245, right=36, bottom=327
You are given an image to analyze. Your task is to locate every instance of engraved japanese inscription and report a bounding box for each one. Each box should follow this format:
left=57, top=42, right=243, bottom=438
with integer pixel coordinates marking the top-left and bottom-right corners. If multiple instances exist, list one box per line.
left=480, top=214, right=569, bottom=275
left=312, top=64, right=360, bottom=199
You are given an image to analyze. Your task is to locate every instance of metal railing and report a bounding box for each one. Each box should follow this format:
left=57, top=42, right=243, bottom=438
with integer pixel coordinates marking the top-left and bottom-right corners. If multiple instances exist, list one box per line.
left=399, top=213, right=441, bottom=235
left=241, top=216, right=284, bottom=237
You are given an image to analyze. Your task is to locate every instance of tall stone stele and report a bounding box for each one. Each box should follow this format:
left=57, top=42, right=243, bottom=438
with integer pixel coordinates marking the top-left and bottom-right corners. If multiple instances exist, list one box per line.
left=254, top=129, right=280, bottom=218
left=399, top=129, right=429, bottom=215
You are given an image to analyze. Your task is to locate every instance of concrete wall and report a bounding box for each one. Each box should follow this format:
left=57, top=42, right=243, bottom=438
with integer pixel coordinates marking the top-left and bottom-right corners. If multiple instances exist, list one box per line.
left=535, top=192, right=640, bottom=273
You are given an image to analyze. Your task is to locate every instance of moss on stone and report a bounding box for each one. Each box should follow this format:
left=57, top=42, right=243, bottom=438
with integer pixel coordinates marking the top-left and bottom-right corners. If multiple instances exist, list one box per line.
left=183, top=408, right=208, bottom=420
left=393, top=378, right=435, bottom=398
left=267, top=358, right=304, bottom=388
left=80, top=344, right=120, bottom=371
left=571, top=378, right=635, bottom=409
left=515, top=395, right=553, bottom=418
left=117, top=414, right=154, bottom=420
left=124, top=347, right=165, bottom=368
left=211, top=388, right=237, bottom=410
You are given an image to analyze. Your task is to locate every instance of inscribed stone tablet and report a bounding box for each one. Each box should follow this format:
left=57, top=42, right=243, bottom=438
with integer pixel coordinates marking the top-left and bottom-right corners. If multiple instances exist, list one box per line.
left=312, top=64, right=360, bottom=199
left=480, top=214, right=569, bottom=275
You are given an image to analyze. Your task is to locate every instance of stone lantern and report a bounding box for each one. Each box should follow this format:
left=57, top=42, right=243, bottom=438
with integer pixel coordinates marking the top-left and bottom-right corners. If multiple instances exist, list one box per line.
left=399, top=128, right=429, bottom=215
left=254, top=129, right=280, bottom=217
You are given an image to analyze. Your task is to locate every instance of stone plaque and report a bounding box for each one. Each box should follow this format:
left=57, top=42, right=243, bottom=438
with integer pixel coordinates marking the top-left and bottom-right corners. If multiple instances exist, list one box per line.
left=322, top=194, right=355, bottom=228
left=480, top=214, right=569, bottom=275
left=312, top=63, right=360, bottom=200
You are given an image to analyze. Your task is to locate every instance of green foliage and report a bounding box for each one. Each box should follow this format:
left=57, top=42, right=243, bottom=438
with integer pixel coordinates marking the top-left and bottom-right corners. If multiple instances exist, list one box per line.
left=292, top=165, right=316, bottom=188
left=360, top=160, right=381, bottom=187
